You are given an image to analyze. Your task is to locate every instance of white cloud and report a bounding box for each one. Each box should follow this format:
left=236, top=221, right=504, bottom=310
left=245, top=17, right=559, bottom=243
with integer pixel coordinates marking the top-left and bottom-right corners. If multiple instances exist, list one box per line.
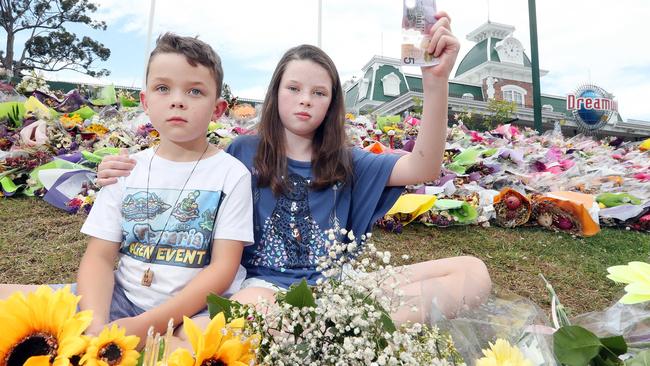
left=88, top=0, right=650, bottom=121
left=232, top=85, right=268, bottom=101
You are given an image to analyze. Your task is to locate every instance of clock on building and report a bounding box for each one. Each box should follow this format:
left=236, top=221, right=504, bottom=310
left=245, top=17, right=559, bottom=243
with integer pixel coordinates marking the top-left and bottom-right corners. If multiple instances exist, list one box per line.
left=495, top=36, right=524, bottom=65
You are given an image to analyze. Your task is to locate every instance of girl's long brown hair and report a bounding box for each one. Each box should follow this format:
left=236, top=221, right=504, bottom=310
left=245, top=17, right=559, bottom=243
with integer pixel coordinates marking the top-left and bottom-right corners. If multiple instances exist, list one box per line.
left=255, top=45, right=353, bottom=195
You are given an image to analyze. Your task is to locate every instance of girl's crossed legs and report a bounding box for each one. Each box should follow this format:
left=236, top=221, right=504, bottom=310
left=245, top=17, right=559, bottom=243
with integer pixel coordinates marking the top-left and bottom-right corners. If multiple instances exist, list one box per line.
left=180, top=255, right=492, bottom=338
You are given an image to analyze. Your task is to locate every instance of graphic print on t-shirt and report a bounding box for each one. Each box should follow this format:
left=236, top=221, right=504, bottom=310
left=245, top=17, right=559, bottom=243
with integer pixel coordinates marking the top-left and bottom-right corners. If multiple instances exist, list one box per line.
left=120, top=188, right=223, bottom=268
left=250, top=174, right=327, bottom=269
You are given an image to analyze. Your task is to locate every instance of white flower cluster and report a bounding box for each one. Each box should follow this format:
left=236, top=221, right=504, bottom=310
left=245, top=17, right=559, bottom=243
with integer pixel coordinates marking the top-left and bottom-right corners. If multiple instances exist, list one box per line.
left=15, top=70, right=50, bottom=94
left=241, top=230, right=465, bottom=365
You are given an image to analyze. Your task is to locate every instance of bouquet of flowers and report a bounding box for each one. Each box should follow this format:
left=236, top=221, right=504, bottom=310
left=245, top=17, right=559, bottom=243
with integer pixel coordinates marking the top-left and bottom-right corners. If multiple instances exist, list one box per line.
left=207, top=231, right=466, bottom=365
left=15, top=70, right=50, bottom=95
left=0, top=286, right=140, bottom=366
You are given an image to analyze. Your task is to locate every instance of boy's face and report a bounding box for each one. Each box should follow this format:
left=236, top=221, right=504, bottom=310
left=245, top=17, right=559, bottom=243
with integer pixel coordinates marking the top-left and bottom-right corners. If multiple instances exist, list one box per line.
left=141, top=53, right=226, bottom=146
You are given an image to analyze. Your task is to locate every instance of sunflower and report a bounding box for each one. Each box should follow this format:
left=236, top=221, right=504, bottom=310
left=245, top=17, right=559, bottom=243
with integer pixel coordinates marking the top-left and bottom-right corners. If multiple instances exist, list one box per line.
left=80, top=324, right=139, bottom=366
left=0, top=285, right=92, bottom=366
left=476, top=339, right=532, bottom=366
left=168, top=313, right=259, bottom=366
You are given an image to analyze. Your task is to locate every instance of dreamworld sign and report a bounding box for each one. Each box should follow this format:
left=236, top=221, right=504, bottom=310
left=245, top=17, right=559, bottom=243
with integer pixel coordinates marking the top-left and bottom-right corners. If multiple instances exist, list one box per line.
left=566, top=84, right=618, bottom=132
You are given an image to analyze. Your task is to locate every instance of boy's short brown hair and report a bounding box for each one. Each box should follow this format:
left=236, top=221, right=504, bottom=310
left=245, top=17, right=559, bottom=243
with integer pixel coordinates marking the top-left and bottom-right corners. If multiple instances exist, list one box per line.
left=145, top=32, right=224, bottom=97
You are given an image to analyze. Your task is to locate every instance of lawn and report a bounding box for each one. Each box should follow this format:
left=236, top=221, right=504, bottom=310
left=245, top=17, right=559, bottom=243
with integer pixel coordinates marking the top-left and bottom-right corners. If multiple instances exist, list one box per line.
left=1, top=197, right=648, bottom=317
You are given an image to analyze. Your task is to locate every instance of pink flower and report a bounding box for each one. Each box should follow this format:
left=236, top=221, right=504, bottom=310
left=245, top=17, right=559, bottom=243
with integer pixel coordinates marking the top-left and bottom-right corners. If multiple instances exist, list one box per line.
left=470, top=131, right=484, bottom=143
left=633, top=173, right=650, bottom=182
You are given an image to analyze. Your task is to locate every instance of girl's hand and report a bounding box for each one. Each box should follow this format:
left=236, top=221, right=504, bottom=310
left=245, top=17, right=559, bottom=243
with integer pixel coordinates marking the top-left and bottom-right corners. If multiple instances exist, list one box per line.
left=422, top=11, right=460, bottom=81
left=96, top=148, right=136, bottom=186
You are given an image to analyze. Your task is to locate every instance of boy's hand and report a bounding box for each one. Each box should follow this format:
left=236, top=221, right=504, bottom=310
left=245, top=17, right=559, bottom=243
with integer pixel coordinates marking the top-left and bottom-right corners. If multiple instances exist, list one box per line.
left=85, top=321, right=106, bottom=336
left=422, top=11, right=459, bottom=81
left=110, top=315, right=150, bottom=346
left=96, top=148, right=136, bottom=187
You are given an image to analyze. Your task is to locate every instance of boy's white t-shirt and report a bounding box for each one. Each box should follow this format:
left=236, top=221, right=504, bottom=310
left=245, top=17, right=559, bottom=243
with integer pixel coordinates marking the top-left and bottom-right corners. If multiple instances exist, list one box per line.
left=81, top=148, right=254, bottom=310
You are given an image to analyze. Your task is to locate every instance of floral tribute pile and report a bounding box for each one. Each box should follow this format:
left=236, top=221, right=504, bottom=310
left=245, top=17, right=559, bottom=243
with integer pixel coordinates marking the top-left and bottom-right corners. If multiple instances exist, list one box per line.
left=2, top=74, right=649, bottom=236
left=357, top=115, right=650, bottom=236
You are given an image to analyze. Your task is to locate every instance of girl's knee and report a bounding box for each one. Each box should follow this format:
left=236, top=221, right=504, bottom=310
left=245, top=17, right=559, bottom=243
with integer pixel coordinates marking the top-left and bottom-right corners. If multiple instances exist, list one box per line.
left=459, top=255, right=492, bottom=296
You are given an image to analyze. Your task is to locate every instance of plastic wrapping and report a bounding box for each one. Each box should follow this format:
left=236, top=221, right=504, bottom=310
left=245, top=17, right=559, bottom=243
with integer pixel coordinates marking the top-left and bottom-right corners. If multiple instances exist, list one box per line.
left=432, top=287, right=557, bottom=365
left=531, top=193, right=600, bottom=237
left=573, top=301, right=650, bottom=355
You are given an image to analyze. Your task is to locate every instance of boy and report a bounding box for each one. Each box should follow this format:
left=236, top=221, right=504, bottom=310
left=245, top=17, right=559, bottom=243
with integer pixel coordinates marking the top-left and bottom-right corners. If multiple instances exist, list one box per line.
left=78, top=33, right=253, bottom=340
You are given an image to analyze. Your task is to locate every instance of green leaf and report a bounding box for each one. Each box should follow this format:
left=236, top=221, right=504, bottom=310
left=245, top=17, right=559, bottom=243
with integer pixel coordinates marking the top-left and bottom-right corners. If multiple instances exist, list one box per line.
left=352, top=292, right=396, bottom=334
left=206, top=293, right=234, bottom=319
left=0, top=176, right=19, bottom=193
left=449, top=202, right=478, bottom=224
left=593, top=354, right=622, bottom=366
left=600, top=335, right=627, bottom=359
left=284, top=279, right=316, bottom=308
left=379, top=310, right=397, bottom=334
left=434, top=199, right=464, bottom=210
left=481, top=148, right=498, bottom=157
left=553, top=325, right=602, bottom=366
left=446, top=162, right=466, bottom=174
left=136, top=350, right=145, bottom=366
left=626, top=350, right=650, bottom=365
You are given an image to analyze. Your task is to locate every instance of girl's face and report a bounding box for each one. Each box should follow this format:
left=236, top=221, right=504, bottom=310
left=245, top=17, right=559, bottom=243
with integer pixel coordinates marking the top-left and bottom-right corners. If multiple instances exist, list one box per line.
left=277, top=59, right=333, bottom=141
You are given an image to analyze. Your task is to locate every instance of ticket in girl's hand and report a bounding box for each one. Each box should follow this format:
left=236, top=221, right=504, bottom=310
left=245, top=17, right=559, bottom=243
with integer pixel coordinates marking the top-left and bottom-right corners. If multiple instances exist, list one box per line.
left=401, top=0, right=439, bottom=67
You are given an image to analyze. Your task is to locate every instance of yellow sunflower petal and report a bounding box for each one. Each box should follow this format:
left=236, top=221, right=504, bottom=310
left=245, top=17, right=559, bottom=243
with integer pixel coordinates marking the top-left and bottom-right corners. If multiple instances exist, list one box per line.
left=121, top=349, right=141, bottom=366
left=180, top=316, right=210, bottom=366
left=59, top=310, right=93, bottom=343
left=168, top=348, right=196, bottom=366
left=181, top=316, right=202, bottom=353
left=215, top=339, right=244, bottom=364
left=230, top=362, right=249, bottom=366
left=202, top=313, right=226, bottom=357
left=24, top=355, right=53, bottom=366
left=122, top=334, right=140, bottom=351
left=0, top=293, right=32, bottom=344
left=228, top=317, right=245, bottom=330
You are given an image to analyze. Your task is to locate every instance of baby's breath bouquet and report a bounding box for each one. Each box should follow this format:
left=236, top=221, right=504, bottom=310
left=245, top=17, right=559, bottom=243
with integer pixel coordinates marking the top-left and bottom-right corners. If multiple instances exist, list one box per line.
left=208, top=230, right=465, bottom=365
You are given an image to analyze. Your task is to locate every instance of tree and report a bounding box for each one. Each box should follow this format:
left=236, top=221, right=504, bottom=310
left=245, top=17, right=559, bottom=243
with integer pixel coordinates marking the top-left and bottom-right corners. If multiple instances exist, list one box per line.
left=0, top=0, right=110, bottom=78
left=410, top=96, right=423, bottom=118
left=483, top=99, right=517, bottom=130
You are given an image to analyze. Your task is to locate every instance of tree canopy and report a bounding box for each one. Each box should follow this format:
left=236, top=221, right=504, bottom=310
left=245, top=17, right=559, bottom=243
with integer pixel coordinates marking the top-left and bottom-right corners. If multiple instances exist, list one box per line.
left=0, top=0, right=111, bottom=78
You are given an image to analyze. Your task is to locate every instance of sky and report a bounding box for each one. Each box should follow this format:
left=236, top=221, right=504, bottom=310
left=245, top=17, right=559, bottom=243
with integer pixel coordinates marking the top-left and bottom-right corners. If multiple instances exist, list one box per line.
left=3, top=0, right=650, bottom=121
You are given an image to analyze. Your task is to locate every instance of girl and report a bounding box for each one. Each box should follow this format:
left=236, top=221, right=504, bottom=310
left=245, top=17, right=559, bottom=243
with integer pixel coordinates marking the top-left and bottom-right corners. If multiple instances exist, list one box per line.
left=98, top=12, right=491, bottom=322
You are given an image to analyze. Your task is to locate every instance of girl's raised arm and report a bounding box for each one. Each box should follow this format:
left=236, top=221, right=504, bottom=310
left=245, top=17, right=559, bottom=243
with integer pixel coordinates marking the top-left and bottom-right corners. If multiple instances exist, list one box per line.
left=387, top=12, right=459, bottom=187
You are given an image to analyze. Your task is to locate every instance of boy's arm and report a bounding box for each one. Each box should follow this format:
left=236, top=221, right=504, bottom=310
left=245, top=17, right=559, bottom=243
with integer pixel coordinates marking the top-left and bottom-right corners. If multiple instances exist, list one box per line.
left=111, top=238, right=244, bottom=343
left=77, top=237, right=120, bottom=335
left=388, top=12, right=459, bottom=186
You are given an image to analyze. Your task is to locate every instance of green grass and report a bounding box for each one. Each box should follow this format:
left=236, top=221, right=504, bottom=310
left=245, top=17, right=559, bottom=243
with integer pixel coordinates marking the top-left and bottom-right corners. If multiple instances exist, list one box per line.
left=1, top=197, right=649, bottom=316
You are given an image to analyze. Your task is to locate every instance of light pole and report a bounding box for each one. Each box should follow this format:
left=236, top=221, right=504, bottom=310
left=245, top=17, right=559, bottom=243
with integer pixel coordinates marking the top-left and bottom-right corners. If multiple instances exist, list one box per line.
left=142, top=0, right=156, bottom=90
left=528, top=0, right=542, bottom=133
left=317, top=0, right=322, bottom=48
